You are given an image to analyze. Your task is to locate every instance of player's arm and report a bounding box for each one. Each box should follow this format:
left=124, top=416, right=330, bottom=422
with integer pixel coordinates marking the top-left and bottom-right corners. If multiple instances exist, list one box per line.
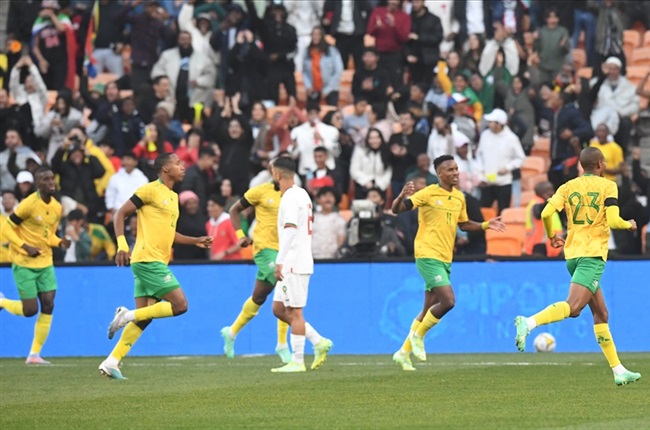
left=604, top=199, right=636, bottom=231
left=541, top=186, right=567, bottom=247
left=391, top=181, right=416, bottom=214
left=458, top=218, right=504, bottom=232
left=114, top=198, right=139, bottom=266
left=173, top=232, right=213, bottom=248
left=2, top=212, right=43, bottom=257
left=229, top=196, right=253, bottom=247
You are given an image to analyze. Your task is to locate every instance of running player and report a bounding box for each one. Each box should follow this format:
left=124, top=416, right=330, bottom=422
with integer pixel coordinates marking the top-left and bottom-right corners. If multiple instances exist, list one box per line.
left=270, top=156, right=333, bottom=373
left=0, top=167, right=71, bottom=364
left=515, top=147, right=641, bottom=386
left=391, top=155, right=505, bottom=370
left=99, top=153, right=212, bottom=379
left=220, top=180, right=291, bottom=362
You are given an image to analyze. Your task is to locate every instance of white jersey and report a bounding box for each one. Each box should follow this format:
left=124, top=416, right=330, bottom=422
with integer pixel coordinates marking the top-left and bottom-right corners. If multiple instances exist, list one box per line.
left=277, top=185, right=314, bottom=274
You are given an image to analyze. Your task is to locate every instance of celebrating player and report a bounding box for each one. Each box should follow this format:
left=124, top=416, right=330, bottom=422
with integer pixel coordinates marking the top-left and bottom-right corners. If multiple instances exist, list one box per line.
left=0, top=167, right=71, bottom=364
left=391, top=155, right=505, bottom=370
left=270, top=156, right=333, bottom=373
left=219, top=179, right=291, bottom=362
left=515, top=147, right=641, bottom=385
left=99, top=153, right=212, bottom=379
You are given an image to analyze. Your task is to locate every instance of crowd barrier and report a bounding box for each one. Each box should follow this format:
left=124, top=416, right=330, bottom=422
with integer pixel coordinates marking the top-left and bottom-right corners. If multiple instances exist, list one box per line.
left=0, top=261, right=648, bottom=357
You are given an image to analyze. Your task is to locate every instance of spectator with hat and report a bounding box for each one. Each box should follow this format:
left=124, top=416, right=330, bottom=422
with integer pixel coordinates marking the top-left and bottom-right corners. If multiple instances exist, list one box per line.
left=448, top=93, right=478, bottom=144
left=174, top=190, right=208, bottom=261
left=0, top=128, right=40, bottom=191
left=14, top=171, right=36, bottom=202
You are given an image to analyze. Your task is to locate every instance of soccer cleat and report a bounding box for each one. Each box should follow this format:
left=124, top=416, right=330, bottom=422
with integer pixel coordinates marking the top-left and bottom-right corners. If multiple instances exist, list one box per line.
left=614, top=370, right=641, bottom=386
left=107, top=306, right=129, bottom=340
left=410, top=334, right=427, bottom=361
left=220, top=326, right=235, bottom=359
left=514, top=316, right=530, bottom=352
left=25, top=354, right=50, bottom=365
left=393, top=350, right=416, bottom=371
left=271, top=361, right=306, bottom=373
left=276, top=345, right=292, bottom=364
left=311, top=338, right=333, bottom=370
left=99, top=360, right=127, bottom=380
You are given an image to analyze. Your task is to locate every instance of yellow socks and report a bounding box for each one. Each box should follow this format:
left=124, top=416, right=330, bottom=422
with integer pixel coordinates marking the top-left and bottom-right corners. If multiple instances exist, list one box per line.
left=133, top=301, right=173, bottom=321
left=415, top=310, right=441, bottom=337
left=0, top=298, right=24, bottom=316
left=532, top=301, right=570, bottom=327
left=231, top=297, right=261, bottom=336
left=594, top=323, right=621, bottom=368
left=401, top=319, right=421, bottom=353
left=29, top=313, right=53, bottom=355
left=110, top=323, right=144, bottom=362
left=277, top=319, right=289, bottom=346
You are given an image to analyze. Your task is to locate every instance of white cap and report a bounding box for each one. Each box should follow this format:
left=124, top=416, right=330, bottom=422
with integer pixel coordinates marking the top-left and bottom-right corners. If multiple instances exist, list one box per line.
left=16, top=170, right=34, bottom=184
left=454, top=133, right=470, bottom=148
left=484, top=108, right=508, bottom=125
left=450, top=92, right=469, bottom=103
left=604, top=56, right=622, bottom=68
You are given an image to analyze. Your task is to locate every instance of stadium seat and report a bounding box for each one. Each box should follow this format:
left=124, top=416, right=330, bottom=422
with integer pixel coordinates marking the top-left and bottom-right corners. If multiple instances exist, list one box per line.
left=530, top=138, right=551, bottom=167
left=522, top=173, right=548, bottom=191
left=623, top=30, right=642, bottom=63
left=521, top=156, right=547, bottom=177
left=632, top=47, right=650, bottom=66
left=239, top=245, right=253, bottom=260
left=501, top=207, right=527, bottom=225
left=338, top=86, right=353, bottom=106
left=644, top=30, right=650, bottom=47
left=486, top=228, right=524, bottom=256
left=576, top=67, right=592, bottom=79
left=572, top=48, right=587, bottom=69
left=626, top=65, right=649, bottom=86
left=341, top=69, right=355, bottom=85
left=519, top=190, right=536, bottom=207
left=480, top=206, right=497, bottom=221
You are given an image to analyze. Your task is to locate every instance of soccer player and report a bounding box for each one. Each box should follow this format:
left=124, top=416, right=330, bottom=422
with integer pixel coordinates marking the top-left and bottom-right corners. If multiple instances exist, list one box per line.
left=99, top=153, right=212, bottom=380
left=391, top=155, right=505, bottom=371
left=219, top=180, right=292, bottom=362
left=514, top=147, right=641, bottom=386
left=0, top=167, right=71, bottom=364
left=270, top=156, right=333, bottom=373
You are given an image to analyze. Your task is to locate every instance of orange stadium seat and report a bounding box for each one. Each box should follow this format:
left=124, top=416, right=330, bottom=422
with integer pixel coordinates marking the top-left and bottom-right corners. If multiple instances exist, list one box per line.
left=522, top=173, right=548, bottom=192
left=486, top=227, right=524, bottom=256
left=521, top=156, right=547, bottom=177
left=576, top=67, right=592, bottom=79
left=501, top=207, right=527, bottom=225
left=644, top=30, right=650, bottom=47
left=632, top=47, right=650, bottom=66
left=519, top=190, right=536, bottom=207
left=480, top=206, right=497, bottom=221
left=531, top=137, right=550, bottom=158
left=623, top=30, right=642, bottom=64
left=626, top=65, right=649, bottom=86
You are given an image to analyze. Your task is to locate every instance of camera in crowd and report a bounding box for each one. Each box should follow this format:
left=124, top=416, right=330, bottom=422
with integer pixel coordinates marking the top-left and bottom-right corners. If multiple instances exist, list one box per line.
left=344, top=199, right=383, bottom=256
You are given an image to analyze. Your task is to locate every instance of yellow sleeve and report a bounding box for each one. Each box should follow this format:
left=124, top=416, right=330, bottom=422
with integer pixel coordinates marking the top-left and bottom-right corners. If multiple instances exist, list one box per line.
left=243, top=185, right=260, bottom=206
left=546, top=184, right=567, bottom=212
left=605, top=206, right=632, bottom=230
left=48, top=235, right=62, bottom=248
left=2, top=217, right=25, bottom=248
left=437, top=60, right=452, bottom=96
left=408, top=188, right=429, bottom=209
left=133, top=183, right=152, bottom=206
left=551, top=212, right=563, bottom=233
left=472, top=101, right=484, bottom=123
left=541, top=203, right=560, bottom=238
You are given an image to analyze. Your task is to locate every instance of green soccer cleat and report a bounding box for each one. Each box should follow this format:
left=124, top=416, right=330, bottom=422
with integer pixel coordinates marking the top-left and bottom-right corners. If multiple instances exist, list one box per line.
left=25, top=354, right=51, bottom=365
left=99, top=361, right=127, bottom=380
left=311, top=338, right=333, bottom=370
left=615, top=370, right=641, bottom=386
left=271, top=361, right=306, bottom=373
left=393, top=350, right=416, bottom=371
left=410, top=334, right=427, bottom=361
left=514, top=316, right=530, bottom=352
left=276, top=345, right=292, bottom=364
left=220, top=326, right=235, bottom=359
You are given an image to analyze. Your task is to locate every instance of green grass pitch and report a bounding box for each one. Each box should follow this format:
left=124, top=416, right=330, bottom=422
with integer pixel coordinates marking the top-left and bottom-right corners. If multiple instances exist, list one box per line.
left=1, top=353, right=649, bottom=429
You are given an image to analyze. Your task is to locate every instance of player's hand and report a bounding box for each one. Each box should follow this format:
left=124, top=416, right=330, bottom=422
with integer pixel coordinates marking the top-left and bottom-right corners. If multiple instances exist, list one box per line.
left=115, top=250, right=131, bottom=267
left=274, top=263, right=284, bottom=282
left=21, top=244, right=41, bottom=257
left=627, top=219, right=637, bottom=231
left=549, top=235, right=565, bottom=248
left=60, top=237, right=71, bottom=250
left=195, top=236, right=213, bottom=248
left=238, top=237, right=253, bottom=248
left=487, top=216, right=506, bottom=232
left=400, top=181, right=415, bottom=198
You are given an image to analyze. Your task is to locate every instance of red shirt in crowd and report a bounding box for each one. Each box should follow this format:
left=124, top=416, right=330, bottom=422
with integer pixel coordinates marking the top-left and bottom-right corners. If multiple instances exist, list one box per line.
left=132, top=140, right=174, bottom=163
left=367, top=6, right=411, bottom=53
left=206, top=214, right=241, bottom=261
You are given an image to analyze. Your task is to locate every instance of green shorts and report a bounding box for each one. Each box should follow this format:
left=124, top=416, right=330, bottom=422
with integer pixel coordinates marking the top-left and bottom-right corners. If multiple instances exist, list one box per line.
left=567, top=257, right=605, bottom=294
left=132, top=262, right=180, bottom=299
left=416, top=258, right=451, bottom=291
left=254, top=248, right=278, bottom=286
left=12, top=264, right=57, bottom=300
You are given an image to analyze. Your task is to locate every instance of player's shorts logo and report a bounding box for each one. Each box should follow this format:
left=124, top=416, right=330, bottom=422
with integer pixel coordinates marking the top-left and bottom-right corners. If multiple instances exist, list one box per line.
left=282, top=286, right=287, bottom=293
left=435, top=275, right=442, bottom=282
left=269, top=261, right=275, bottom=268
left=163, top=274, right=171, bottom=283
left=592, top=280, right=599, bottom=288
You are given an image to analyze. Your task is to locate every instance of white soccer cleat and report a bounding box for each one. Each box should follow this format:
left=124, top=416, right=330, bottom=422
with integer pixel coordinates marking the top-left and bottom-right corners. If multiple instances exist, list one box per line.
left=107, top=306, right=129, bottom=340
left=99, top=360, right=127, bottom=380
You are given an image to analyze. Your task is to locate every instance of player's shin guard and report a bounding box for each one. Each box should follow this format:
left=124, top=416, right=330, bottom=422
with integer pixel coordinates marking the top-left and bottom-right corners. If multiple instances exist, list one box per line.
left=110, top=323, right=144, bottom=362
left=532, top=301, right=570, bottom=327
left=231, top=297, right=261, bottom=336
left=401, top=319, right=421, bottom=353
left=29, top=313, right=52, bottom=355
left=594, top=323, right=621, bottom=368
left=415, top=310, right=440, bottom=337
left=0, top=298, right=24, bottom=316
left=133, top=301, right=174, bottom=321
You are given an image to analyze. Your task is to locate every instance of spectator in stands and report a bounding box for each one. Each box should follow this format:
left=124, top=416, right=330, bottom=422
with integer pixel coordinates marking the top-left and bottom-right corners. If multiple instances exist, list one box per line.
left=546, top=90, right=593, bottom=190
left=302, top=26, right=344, bottom=107
left=205, top=194, right=242, bottom=261
left=350, top=128, right=392, bottom=199
left=153, top=100, right=184, bottom=148
left=439, top=72, right=483, bottom=123
left=307, top=146, right=338, bottom=196
left=138, top=75, right=171, bottom=125
left=214, top=99, right=253, bottom=196
left=263, top=100, right=306, bottom=161
left=571, top=1, right=597, bottom=67
left=36, top=93, right=84, bottom=162
left=9, top=56, right=48, bottom=129
left=476, top=109, right=526, bottom=215
left=388, top=111, right=427, bottom=197
left=352, top=48, right=390, bottom=105
left=524, top=181, right=563, bottom=257
left=93, top=0, right=128, bottom=77
left=0, top=128, right=40, bottom=191
left=424, top=76, right=449, bottom=115
left=219, top=178, right=239, bottom=214
left=312, top=186, right=347, bottom=259
left=427, top=114, right=454, bottom=162
left=505, top=75, right=535, bottom=154
left=87, top=220, right=116, bottom=262
left=67, top=126, right=115, bottom=199
left=285, top=0, right=324, bottom=72
left=227, top=30, right=268, bottom=112
left=448, top=93, right=478, bottom=144
left=406, top=0, right=443, bottom=86
left=594, top=0, right=626, bottom=76
left=589, top=124, right=624, bottom=182
left=246, top=2, right=298, bottom=105
left=462, top=34, right=484, bottom=76
left=589, top=97, right=619, bottom=139
left=174, top=190, right=208, bottom=261
left=209, top=3, right=248, bottom=89
left=177, top=2, right=220, bottom=70
left=631, top=147, right=650, bottom=225
left=322, top=0, right=371, bottom=70
left=291, top=102, right=339, bottom=177
left=1, top=189, right=17, bottom=216
left=479, top=22, right=520, bottom=79
left=80, top=76, right=121, bottom=146
left=105, top=151, right=148, bottom=220
left=597, top=57, right=640, bottom=151
left=121, top=0, right=175, bottom=92
left=366, top=0, right=411, bottom=88
left=248, top=102, right=272, bottom=173
left=0, top=89, right=32, bottom=152
left=7, top=1, right=41, bottom=47
left=405, top=153, right=438, bottom=185
left=455, top=191, right=486, bottom=256
left=343, top=96, right=370, bottom=146
left=124, top=214, right=138, bottom=248
left=133, top=123, right=174, bottom=180
left=110, top=97, right=145, bottom=156
left=179, top=147, right=218, bottom=215
left=98, top=140, right=121, bottom=173
left=535, top=8, right=570, bottom=85
left=175, top=128, right=204, bottom=168
left=454, top=133, right=482, bottom=198
left=151, top=31, right=215, bottom=124
left=322, top=110, right=354, bottom=195
left=63, top=209, right=91, bottom=263
left=612, top=175, right=649, bottom=255
left=359, top=102, right=392, bottom=143
left=14, top=170, right=36, bottom=202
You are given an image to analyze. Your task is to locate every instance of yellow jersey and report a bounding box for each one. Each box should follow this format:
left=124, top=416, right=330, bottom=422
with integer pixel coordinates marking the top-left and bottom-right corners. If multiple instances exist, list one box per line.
left=547, top=174, right=617, bottom=261
left=86, top=140, right=115, bottom=197
left=130, top=180, right=179, bottom=265
left=3, top=192, right=62, bottom=268
left=243, top=183, right=281, bottom=254
left=408, top=184, right=468, bottom=263
left=89, top=223, right=117, bottom=260
left=589, top=141, right=623, bottom=182
left=0, top=214, right=11, bottom=263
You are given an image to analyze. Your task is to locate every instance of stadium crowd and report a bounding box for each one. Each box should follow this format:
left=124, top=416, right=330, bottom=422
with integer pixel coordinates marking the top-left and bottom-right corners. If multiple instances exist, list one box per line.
left=1, top=0, right=650, bottom=263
